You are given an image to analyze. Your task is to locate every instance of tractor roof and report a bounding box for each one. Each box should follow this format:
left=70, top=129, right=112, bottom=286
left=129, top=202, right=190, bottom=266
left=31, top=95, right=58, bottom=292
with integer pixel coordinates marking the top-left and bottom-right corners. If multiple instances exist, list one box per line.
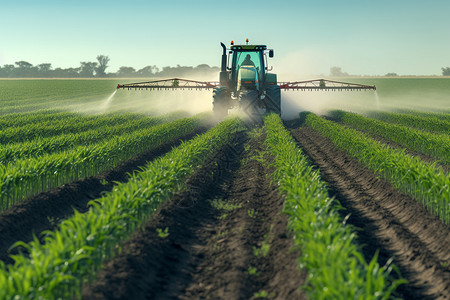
left=231, top=45, right=267, bottom=51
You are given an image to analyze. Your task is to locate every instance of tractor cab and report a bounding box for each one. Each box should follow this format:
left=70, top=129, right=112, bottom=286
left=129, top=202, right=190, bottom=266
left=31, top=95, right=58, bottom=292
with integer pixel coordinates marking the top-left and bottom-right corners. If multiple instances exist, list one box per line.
left=225, top=44, right=275, bottom=95
left=230, top=45, right=265, bottom=92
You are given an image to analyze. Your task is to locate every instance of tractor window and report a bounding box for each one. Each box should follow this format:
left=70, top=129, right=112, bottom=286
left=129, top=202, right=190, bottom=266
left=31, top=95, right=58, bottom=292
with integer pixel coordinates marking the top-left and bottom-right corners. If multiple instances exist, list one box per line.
left=236, top=52, right=262, bottom=77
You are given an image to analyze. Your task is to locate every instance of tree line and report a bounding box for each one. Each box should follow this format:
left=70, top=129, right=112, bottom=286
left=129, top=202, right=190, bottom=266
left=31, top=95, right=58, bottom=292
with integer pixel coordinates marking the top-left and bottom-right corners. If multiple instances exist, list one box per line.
left=1, top=55, right=449, bottom=77
left=0, top=55, right=220, bottom=78
left=330, top=66, right=450, bottom=77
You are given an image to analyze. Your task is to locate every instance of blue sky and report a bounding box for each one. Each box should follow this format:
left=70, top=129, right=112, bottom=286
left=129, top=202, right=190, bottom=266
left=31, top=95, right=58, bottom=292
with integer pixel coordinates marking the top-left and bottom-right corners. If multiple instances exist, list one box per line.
left=1, top=0, right=449, bottom=76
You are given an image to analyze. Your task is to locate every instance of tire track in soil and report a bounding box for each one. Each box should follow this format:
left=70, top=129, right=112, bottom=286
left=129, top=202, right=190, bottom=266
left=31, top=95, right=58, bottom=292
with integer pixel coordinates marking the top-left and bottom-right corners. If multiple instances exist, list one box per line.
left=82, top=131, right=306, bottom=300
left=290, top=126, right=450, bottom=300
left=0, top=128, right=208, bottom=265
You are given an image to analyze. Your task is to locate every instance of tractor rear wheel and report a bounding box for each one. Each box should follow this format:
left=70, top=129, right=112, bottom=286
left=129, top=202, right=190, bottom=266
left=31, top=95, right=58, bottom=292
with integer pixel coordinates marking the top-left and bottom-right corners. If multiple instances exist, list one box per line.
left=213, top=87, right=231, bottom=119
left=265, top=85, right=281, bottom=114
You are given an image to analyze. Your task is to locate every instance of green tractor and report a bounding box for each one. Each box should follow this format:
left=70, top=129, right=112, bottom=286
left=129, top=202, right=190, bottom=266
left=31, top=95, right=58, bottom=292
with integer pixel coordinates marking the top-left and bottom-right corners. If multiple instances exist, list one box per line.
left=214, top=41, right=280, bottom=117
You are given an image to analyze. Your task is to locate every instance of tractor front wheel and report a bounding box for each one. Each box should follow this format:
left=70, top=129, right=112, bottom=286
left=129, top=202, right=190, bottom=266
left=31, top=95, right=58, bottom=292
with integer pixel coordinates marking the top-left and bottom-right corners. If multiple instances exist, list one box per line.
left=213, top=87, right=231, bottom=119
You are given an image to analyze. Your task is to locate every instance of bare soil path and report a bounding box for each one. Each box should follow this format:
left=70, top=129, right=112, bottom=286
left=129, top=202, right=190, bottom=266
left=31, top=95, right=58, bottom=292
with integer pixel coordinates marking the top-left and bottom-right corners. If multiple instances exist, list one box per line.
left=0, top=128, right=208, bottom=265
left=82, top=131, right=306, bottom=300
left=290, top=126, right=450, bottom=300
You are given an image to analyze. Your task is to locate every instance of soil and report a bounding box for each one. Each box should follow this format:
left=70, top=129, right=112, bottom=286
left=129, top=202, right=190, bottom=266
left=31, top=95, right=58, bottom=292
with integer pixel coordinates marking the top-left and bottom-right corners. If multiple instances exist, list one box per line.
left=0, top=128, right=208, bottom=265
left=290, top=126, right=450, bottom=300
left=82, top=130, right=306, bottom=300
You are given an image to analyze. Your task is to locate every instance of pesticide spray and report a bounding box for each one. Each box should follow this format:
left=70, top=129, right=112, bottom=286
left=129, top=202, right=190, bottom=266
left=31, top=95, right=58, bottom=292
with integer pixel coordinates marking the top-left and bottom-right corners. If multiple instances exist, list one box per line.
left=102, top=90, right=117, bottom=111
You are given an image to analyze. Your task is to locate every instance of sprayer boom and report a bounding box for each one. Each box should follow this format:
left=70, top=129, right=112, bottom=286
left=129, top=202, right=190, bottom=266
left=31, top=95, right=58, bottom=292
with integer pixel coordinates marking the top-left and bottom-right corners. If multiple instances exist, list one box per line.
left=279, top=79, right=376, bottom=91
left=117, top=78, right=219, bottom=90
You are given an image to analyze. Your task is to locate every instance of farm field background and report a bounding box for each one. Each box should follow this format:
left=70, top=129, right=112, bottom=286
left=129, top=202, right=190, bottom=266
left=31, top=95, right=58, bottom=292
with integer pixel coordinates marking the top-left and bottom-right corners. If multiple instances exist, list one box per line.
left=1, top=77, right=450, bottom=115
left=0, top=78, right=448, bottom=299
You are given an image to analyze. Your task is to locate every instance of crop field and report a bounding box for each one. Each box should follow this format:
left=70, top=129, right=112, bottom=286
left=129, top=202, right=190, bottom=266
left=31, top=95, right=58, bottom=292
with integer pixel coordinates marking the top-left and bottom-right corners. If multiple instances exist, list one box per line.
left=0, top=78, right=449, bottom=299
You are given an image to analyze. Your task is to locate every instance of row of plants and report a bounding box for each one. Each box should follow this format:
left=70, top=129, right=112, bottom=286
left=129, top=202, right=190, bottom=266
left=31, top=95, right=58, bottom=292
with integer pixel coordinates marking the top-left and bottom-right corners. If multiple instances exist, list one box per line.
left=0, top=100, right=84, bottom=115
left=0, top=110, right=77, bottom=129
left=263, top=113, right=404, bottom=299
left=0, top=96, right=99, bottom=116
left=0, top=112, right=151, bottom=144
left=0, top=80, right=113, bottom=105
left=330, top=110, right=450, bottom=165
left=0, top=116, right=244, bottom=299
left=0, top=111, right=187, bottom=165
left=367, top=111, right=450, bottom=134
left=304, top=112, right=450, bottom=224
left=393, top=108, right=450, bottom=122
left=0, top=113, right=212, bottom=211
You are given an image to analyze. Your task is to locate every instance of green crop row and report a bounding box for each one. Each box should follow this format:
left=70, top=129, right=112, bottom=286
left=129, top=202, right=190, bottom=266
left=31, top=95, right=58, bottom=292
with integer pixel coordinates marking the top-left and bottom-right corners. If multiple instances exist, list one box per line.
left=330, top=110, right=450, bottom=165
left=0, top=80, right=114, bottom=104
left=263, top=113, right=404, bottom=299
left=393, top=108, right=450, bottom=122
left=0, top=113, right=212, bottom=211
left=367, top=111, right=450, bottom=134
left=304, top=112, right=450, bottom=224
left=0, top=110, right=78, bottom=129
left=0, top=112, right=150, bottom=145
left=0, top=116, right=244, bottom=299
left=0, top=111, right=187, bottom=165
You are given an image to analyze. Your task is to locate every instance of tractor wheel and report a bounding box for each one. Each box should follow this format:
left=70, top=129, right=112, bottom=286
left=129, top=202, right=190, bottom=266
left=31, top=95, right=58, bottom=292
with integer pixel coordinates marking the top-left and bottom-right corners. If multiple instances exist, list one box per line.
left=239, top=90, right=260, bottom=122
left=265, top=85, right=281, bottom=114
left=213, top=86, right=231, bottom=119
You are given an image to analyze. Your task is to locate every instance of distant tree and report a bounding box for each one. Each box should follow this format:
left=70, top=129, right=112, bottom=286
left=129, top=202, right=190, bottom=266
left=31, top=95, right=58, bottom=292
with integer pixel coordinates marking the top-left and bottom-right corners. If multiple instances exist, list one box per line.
left=15, top=61, right=33, bottom=69
left=95, top=55, right=110, bottom=77
left=79, top=62, right=98, bottom=77
left=442, top=67, right=450, bottom=76
left=158, top=65, right=195, bottom=77
left=36, top=63, right=52, bottom=77
left=13, top=61, right=36, bottom=77
left=330, top=66, right=349, bottom=77
left=385, top=72, right=398, bottom=77
left=195, top=64, right=210, bottom=70
left=117, top=66, right=136, bottom=77
left=137, top=65, right=158, bottom=77
left=0, top=64, right=15, bottom=77
left=37, top=63, right=52, bottom=72
left=52, top=67, right=80, bottom=78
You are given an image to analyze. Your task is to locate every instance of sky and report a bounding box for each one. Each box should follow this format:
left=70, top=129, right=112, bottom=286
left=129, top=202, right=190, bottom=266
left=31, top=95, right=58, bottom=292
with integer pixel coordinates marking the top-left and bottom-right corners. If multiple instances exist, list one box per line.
left=1, top=0, right=450, bottom=76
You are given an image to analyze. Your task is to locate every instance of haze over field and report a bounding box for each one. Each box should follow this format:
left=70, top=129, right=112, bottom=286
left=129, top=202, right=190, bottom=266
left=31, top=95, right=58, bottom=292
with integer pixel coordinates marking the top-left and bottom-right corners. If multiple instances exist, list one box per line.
left=1, top=0, right=450, bottom=77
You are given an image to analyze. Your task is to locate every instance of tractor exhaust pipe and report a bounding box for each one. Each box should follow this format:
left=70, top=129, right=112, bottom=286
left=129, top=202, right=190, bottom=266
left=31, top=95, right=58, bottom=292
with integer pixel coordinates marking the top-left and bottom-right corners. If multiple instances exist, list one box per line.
left=220, top=42, right=227, bottom=72
left=219, top=42, right=228, bottom=86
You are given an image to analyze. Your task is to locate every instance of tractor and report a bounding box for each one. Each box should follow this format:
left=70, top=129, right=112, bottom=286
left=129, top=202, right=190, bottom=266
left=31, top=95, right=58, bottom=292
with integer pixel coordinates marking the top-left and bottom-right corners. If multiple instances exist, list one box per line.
left=213, top=39, right=281, bottom=117
left=117, top=40, right=376, bottom=118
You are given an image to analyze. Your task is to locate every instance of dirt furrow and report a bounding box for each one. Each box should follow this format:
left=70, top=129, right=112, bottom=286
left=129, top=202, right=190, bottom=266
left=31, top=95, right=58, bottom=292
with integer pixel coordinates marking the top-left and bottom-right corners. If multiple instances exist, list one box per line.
left=0, top=128, right=208, bottom=265
left=290, top=126, right=450, bottom=300
left=82, top=131, right=306, bottom=300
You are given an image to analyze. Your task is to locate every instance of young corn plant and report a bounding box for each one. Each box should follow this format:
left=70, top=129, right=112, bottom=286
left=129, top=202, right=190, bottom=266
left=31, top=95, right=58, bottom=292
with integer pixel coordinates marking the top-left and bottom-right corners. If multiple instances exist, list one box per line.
left=367, top=111, right=450, bottom=134
left=0, top=111, right=187, bottom=165
left=264, top=113, right=405, bottom=299
left=0, top=116, right=244, bottom=299
left=304, top=112, right=450, bottom=224
left=0, top=113, right=212, bottom=211
left=329, top=110, right=450, bottom=165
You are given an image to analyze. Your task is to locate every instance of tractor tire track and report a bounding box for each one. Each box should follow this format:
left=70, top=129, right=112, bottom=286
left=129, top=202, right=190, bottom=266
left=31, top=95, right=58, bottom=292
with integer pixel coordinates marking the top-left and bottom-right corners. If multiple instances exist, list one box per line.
left=82, top=131, right=306, bottom=300
left=0, top=128, right=208, bottom=265
left=290, top=126, right=450, bottom=300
